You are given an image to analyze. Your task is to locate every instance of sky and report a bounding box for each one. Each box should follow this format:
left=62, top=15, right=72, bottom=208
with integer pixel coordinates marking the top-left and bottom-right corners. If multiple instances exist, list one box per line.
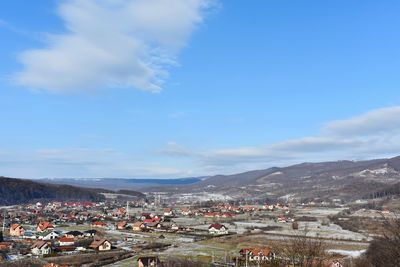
left=1, top=0, right=400, bottom=178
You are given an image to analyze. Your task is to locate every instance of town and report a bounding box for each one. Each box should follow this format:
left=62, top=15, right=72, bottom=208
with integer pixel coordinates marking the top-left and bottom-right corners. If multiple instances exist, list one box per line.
left=0, top=191, right=397, bottom=267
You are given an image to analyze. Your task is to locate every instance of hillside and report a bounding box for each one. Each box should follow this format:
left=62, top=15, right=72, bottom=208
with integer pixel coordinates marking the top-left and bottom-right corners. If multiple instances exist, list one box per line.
left=190, top=156, right=400, bottom=200
left=0, top=177, right=144, bottom=205
left=28, top=156, right=400, bottom=202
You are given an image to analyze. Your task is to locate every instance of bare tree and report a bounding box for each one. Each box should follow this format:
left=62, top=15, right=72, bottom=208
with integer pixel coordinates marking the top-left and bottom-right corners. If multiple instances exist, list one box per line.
left=280, top=228, right=327, bottom=267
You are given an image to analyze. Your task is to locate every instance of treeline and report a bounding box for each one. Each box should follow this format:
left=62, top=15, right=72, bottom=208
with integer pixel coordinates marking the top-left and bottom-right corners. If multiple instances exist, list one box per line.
left=364, top=181, right=400, bottom=199
left=0, top=176, right=105, bottom=205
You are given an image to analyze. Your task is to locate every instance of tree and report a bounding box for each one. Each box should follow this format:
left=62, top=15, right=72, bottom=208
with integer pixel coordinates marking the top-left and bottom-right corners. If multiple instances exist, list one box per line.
left=280, top=228, right=327, bottom=267
left=357, top=218, right=400, bottom=267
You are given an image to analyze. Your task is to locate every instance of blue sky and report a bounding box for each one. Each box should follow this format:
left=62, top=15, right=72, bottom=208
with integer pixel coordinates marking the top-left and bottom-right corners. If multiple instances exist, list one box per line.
left=1, top=0, right=400, bottom=178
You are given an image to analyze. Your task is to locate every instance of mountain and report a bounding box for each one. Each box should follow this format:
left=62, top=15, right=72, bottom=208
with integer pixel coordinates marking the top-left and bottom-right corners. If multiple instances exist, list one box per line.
left=0, top=176, right=145, bottom=205
left=188, top=156, right=400, bottom=200
left=31, top=156, right=400, bottom=202
left=39, top=177, right=204, bottom=190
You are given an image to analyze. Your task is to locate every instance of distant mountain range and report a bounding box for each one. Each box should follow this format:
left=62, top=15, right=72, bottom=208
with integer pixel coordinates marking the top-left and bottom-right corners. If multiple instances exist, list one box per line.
left=0, top=176, right=145, bottom=205
left=39, top=177, right=204, bottom=190
left=3, top=156, right=400, bottom=204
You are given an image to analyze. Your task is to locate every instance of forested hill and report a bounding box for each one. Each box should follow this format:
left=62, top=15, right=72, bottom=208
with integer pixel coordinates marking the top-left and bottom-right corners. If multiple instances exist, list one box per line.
left=0, top=176, right=108, bottom=205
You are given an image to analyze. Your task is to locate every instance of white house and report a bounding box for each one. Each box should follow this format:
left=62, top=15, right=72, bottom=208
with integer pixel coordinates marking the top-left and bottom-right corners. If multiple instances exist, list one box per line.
left=208, top=223, right=228, bottom=235
left=89, top=239, right=112, bottom=251
left=163, top=208, right=173, bottom=216
left=37, top=231, right=60, bottom=241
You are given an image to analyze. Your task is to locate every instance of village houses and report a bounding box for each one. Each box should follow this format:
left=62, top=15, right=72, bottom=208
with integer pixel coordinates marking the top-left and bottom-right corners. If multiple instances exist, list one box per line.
left=9, top=223, right=25, bottom=237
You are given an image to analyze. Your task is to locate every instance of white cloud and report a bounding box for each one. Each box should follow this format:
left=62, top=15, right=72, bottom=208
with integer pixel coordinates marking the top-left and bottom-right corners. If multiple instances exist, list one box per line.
left=323, top=106, right=400, bottom=136
left=162, top=106, right=400, bottom=173
left=14, top=0, right=213, bottom=93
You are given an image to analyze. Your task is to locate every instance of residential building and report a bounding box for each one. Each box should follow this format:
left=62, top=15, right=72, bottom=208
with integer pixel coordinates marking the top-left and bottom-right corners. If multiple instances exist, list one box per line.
left=208, top=223, right=228, bottom=235
left=31, top=241, right=52, bottom=256
left=89, top=239, right=112, bottom=251
left=9, top=224, right=25, bottom=237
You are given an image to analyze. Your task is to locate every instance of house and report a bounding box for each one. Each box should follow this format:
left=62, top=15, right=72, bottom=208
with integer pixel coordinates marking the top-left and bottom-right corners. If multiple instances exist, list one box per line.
left=58, top=237, right=75, bottom=246
left=170, top=223, right=180, bottom=231
left=91, top=221, right=108, bottom=228
left=208, top=223, right=228, bottom=235
left=140, top=213, right=151, bottom=220
left=181, top=207, right=192, bottom=216
left=31, top=240, right=52, bottom=256
left=133, top=221, right=145, bottom=232
left=37, top=221, right=55, bottom=232
left=89, top=239, right=112, bottom=251
left=163, top=208, right=173, bottom=216
left=64, top=230, right=83, bottom=239
left=137, top=256, right=161, bottom=267
left=116, top=221, right=128, bottom=230
left=144, top=222, right=161, bottom=230
left=263, top=204, right=274, bottom=211
left=84, top=229, right=98, bottom=237
left=37, top=230, right=60, bottom=241
left=242, top=205, right=255, bottom=212
left=9, top=223, right=25, bottom=237
left=117, top=208, right=126, bottom=217
left=239, top=247, right=275, bottom=262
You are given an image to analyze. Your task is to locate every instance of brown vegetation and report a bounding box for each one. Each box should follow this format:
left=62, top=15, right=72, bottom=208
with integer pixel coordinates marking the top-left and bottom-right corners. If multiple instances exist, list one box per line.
left=355, top=218, right=400, bottom=267
left=279, top=231, right=327, bottom=267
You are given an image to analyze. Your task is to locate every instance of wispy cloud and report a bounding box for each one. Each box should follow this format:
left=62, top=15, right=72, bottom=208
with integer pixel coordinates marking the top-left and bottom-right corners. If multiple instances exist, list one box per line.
left=2, top=106, right=400, bottom=178
left=14, top=0, right=215, bottom=93
left=162, top=106, right=400, bottom=174
left=0, top=148, right=189, bottom=178
left=323, top=106, right=400, bottom=136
